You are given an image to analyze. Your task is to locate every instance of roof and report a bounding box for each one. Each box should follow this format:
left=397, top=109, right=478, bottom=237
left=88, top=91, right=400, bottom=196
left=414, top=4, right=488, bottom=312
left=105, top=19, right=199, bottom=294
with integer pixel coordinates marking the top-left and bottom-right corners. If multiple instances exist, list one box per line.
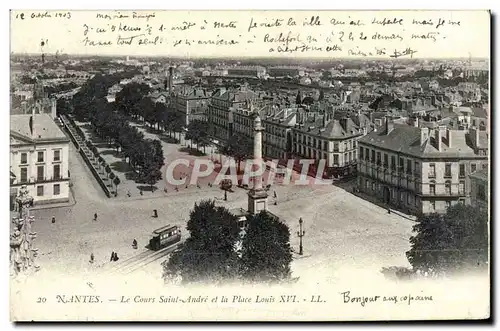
left=152, top=224, right=176, bottom=235
left=10, top=114, right=68, bottom=143
left=359, top=123, right=486, bottom=159
left=470, top=168, right=488, bottom=182
left=471, top=107, right=488, bottom=118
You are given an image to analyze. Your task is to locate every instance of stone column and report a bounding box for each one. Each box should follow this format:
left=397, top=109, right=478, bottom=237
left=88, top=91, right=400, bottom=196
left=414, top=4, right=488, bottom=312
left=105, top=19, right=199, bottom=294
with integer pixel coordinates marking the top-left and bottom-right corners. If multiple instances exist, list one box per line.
left=253, top=114, right=263, bottom=191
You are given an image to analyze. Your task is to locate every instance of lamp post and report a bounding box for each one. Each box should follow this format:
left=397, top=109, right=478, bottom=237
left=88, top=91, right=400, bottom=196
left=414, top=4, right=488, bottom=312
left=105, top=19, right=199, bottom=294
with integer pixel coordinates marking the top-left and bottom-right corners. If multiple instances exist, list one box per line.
left=297, top=217, right=305, bottom=255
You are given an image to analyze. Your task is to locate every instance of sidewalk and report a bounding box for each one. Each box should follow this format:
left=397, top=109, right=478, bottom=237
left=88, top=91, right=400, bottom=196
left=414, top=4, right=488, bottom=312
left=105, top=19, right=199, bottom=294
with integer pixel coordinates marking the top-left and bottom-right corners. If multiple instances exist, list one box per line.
left=30, top=186, right=77, bottom=211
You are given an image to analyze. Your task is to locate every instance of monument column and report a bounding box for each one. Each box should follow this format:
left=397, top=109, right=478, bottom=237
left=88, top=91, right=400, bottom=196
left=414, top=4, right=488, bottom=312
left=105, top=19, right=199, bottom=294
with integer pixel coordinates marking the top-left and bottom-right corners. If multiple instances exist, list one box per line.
left=247, top=111, right=268, bottom=214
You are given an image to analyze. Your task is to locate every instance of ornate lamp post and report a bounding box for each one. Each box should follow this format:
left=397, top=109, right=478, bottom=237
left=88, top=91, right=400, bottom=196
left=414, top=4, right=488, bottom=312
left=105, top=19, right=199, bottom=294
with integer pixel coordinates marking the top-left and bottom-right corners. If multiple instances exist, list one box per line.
left=297, top=217, right=305, bottom=255
left=10, top=185, right=40, bottom=277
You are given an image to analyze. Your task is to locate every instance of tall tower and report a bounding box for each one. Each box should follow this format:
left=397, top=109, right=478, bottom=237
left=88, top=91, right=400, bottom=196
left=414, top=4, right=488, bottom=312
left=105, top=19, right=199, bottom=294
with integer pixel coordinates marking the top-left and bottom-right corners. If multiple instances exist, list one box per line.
left=247, top=103, right=268, bottom=215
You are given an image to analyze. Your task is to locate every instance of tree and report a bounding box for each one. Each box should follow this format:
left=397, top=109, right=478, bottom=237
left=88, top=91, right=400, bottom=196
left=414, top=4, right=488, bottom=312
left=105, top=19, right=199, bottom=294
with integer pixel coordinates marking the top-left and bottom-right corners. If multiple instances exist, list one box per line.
left=406, top=204, right=488, bottom=276
left=163, top=200, right=240, bottom=284
left=186, top=119, right=209, bottom=152
left=220, top=179, right=233, bottom=201
left=105, top=165, right=111, bottom=179
left=240, top=211, right=292, bottom=283
left=223, top=134, right=252, bottom=174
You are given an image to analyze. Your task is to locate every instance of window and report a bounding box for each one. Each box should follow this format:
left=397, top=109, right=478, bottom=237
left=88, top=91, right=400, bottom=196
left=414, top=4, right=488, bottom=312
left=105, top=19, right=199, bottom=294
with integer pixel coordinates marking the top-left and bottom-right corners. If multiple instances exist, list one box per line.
left=471, top=163, right=477, bottom=173
left=384, top=154, right=388, bottom=167
left=407, top=194, right=411, bottom=205
left=53, top=184, right=60, bottom=195
left=391, top=156, right=396, bottom=170
left=415, top=162, right=420, bottom=176
left=37, top=185, right=44, bottom=197
left=37, top=166, right=44, bottom=181
left=445, top=163, right=452, bottom=178
left=333, top=154, right=339, bottom=165
left=429, top=181, right=436, bottom=195
left=445, top=181, right=452, bottom=195
left=407, top=159, right=412, bottom=175
left=53, top=150, right=61, bottom=162
left=53, top=165, right=61, bottom=180
left=365, top=180, right=369, bottom=190
left=477, top=184, right=486, bottom=201
left=430, top=201, right=435, bottom=211
left=333, top=142, right=339, bottom=152
left=344, top=153, right=348, bottom=163
left=482, top=164, right=487, bottom=170
left=371, top=150, right=375, bottom=163
left=21, top=153, right=27, bottom=164
left=372, top=182, right=375, bottom=191
left=323, top=141, right=327, bottom=151
left=37, top=151, right=44, bottom=163
left=360, top=147, right=364, bottom=160
left=365, top=149, right=370, bottom=161
left=459, top=180, right=465, bottom=194
left=20, top=168, right=28, bottom=182
left=376, top=152, right=381, bottom=165
left=353, top=140, right=357, bottom=148
left=429, top=163, right=436, bottom=178
left=459, top=164, right=465, bottom=177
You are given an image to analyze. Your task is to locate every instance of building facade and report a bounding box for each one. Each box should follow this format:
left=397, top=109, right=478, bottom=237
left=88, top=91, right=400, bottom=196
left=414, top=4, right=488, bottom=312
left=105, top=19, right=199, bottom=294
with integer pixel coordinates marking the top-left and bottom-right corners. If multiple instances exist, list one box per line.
left=10, top=114, right=71, bottom=208
left=170, top=87, right=211, bottom=127
left=358, top=120, right=488, bottom=215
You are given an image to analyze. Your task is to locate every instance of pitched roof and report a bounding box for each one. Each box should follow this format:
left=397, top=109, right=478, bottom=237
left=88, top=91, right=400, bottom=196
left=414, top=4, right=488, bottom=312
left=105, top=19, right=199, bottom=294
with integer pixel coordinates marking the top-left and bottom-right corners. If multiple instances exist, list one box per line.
left=10, top=114, right=68, bottom=143
left=359, top=123, right=486, bottom=159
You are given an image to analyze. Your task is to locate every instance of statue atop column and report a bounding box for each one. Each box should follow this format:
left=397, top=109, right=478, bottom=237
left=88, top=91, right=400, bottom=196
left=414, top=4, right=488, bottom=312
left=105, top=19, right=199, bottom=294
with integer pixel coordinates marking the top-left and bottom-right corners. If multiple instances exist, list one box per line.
left=10, top=185, right=40, bottom=277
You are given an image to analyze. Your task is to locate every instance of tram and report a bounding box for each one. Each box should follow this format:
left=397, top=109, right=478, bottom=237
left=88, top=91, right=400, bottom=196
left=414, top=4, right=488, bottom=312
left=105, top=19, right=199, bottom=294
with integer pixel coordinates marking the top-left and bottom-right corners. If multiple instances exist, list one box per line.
left=149, top=225, right=182, bottom=251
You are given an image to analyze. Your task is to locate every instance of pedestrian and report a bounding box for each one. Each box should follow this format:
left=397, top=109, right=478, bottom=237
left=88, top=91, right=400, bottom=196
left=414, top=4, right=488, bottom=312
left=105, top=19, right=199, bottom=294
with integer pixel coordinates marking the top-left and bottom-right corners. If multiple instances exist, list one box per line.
left=94, top=213, right=98, bottom=221
left=113, top=252, right=119, bottom=262
left=387, top=208, right=391, bottom=214
left=153, top=209, right=158, bottom=218
left=51, top=216, right=56, bottom=224
left=127, top=190, right=131, bottom=197
left=273, top=190, right=277, bottom=199
left=110, top=251, right=115, bottom=262
left=140, top=189, right=143, bottom=196
left=90, top=253, right=94, bottom=264
left=132, top=239, right=138, bottom=249
left=175, top=186, right=179, bottom=192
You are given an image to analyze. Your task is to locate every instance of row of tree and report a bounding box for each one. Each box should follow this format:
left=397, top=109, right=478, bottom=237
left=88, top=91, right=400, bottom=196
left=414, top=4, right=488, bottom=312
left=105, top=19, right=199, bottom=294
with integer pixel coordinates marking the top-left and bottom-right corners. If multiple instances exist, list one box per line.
left=68, top=74, right=165, bottom=188
left=163, top=200, right=292, bottom=284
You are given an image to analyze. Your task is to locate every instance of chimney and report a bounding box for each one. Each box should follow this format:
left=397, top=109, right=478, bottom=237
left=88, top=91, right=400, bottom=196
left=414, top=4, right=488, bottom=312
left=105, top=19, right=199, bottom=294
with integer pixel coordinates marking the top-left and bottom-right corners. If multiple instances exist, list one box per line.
left=469, top=127, right=480, bottom=149
left=420, top=127, right=429, bottom=146
left=168, top=67, right=173, bottom=96
left=446, top=128, right=452, bottom=147
left=411, top=116, right=419, bottom=127
left=340, top=117, right=348, bottom=131
left=50, top=98, right=57, bottom=119
left=434, top=127, right=445, bottom=151
left=385, top=117, right=394, bottom=135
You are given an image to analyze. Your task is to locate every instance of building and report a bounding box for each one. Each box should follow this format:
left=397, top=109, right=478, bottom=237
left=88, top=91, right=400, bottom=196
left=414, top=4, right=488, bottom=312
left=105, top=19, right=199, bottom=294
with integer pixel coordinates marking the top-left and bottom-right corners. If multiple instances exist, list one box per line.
left=268, top=66, right=305, bottom=78
left=226, top=66, right=266, bottom=78
left=207, top=87, right=257, bottom=142
left=358, top=120, right=488, bottom=215
left=469, top=169, right=488, bottom=212
left=293, top=109, right=372, bottom=178
left=170, top=86, right=211, bottom=126
left=10, top=113, right=71, bottom=208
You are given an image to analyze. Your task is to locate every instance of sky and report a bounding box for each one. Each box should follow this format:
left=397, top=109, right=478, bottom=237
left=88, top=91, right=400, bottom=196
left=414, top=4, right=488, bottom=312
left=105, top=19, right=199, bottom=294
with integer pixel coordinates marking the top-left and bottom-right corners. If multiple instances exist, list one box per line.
left=10, top=10, right=490, bottom=59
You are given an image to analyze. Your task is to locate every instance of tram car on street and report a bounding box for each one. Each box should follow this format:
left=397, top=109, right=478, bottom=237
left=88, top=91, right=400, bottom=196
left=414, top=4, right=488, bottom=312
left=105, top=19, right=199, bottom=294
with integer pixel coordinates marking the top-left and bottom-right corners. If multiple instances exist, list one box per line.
left=149, top=225, right=182, bottom=251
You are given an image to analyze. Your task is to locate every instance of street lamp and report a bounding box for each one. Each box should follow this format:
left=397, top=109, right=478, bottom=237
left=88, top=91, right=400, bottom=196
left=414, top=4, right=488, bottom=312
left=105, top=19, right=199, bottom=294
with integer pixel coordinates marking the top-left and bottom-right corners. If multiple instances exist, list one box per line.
left=297, top=217, right=305, bottom=255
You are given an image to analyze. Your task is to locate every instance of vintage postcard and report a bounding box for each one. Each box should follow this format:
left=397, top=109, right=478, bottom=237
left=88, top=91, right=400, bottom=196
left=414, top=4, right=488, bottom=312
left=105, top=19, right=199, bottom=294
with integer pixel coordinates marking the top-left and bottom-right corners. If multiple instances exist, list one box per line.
left=9, top=9, right=490, bottom=321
